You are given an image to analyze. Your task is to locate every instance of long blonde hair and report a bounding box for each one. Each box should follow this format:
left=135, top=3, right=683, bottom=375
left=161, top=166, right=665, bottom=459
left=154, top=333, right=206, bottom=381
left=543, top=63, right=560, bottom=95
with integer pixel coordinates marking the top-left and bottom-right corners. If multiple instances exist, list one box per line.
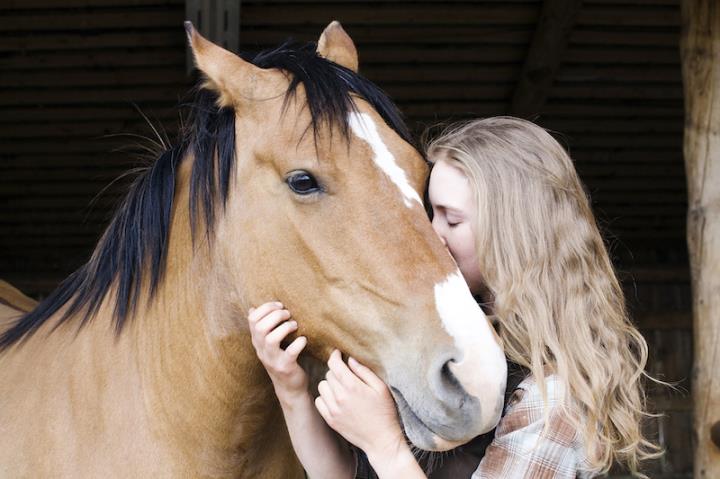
left=426, top=117, right=661, bottom=476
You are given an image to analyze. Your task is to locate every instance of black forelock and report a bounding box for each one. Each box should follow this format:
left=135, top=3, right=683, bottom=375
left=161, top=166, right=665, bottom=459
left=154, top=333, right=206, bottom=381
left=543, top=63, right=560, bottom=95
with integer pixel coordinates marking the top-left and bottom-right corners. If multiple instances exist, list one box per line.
left=246, top=40, right=413, bottom=146
left=0, top=39, right=413, bottom=350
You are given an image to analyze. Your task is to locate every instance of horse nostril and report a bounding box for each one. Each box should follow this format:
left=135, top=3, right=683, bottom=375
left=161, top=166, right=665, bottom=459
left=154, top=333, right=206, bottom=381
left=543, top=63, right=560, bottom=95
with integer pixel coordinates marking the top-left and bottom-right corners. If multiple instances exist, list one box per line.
left=440, top=359, right=461, bottom=390
left=429, top=351, right=470, bottom=411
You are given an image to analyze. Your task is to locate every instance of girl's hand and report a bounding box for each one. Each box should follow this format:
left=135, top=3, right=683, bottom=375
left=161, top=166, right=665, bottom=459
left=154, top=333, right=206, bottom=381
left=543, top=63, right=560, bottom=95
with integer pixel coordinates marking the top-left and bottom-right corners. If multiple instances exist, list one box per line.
left=247, top=302, right=309, bottom=402
left=314, top=350, right=405, bottom=459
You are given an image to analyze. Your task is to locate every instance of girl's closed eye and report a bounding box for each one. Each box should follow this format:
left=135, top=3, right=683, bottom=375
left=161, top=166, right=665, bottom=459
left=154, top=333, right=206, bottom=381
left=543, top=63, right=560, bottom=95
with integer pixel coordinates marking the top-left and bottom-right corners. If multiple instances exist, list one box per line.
left=446, top=215, right=463, bottom=227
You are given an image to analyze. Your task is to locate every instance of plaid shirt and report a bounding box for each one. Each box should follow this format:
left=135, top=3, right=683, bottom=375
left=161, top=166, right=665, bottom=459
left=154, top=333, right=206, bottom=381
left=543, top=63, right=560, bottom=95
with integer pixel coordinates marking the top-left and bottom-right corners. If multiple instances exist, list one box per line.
left=472, top=374, right=596, bottom=478
left=354, top=374, right=596, bottom=479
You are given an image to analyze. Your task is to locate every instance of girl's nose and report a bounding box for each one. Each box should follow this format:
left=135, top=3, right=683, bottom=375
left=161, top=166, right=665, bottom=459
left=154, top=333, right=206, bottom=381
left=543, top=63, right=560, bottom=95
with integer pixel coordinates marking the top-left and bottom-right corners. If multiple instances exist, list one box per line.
left=431, top=219, right=448, bottom=247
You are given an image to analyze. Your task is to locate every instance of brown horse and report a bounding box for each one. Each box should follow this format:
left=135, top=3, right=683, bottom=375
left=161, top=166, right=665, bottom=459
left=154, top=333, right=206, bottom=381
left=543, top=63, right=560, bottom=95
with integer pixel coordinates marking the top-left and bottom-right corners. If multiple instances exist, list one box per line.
left=0, top=279, right=37, bottom=331
left=0, top=22, right=506, bottom=478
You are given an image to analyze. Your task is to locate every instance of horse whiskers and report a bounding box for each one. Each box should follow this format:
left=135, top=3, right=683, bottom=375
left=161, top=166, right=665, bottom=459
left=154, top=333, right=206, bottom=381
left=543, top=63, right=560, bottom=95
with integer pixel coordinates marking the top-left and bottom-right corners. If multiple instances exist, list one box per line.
left=394, top=401, right=448, bottom=475
left=408, top=443, right=448, bottom=475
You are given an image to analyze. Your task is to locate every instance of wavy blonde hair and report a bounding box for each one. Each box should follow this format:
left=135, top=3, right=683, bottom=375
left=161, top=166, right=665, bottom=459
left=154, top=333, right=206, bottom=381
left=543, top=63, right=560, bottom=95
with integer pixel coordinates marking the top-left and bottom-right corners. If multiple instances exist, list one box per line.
left=425, top=117, right=661, bottom=476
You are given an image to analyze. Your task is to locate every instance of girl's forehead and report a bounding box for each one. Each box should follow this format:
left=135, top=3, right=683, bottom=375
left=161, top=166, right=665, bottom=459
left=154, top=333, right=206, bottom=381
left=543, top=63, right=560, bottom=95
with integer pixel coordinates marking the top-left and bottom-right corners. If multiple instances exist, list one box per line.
left=428, top=160, right=473, bottom=208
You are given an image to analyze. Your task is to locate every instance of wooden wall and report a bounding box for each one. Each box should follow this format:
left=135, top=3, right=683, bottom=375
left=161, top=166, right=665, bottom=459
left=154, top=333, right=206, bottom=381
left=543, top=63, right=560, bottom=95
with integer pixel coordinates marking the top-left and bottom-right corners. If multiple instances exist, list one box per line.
left=0, top=0, right=693, bottom=476
left=0, top=0, right=190, bottom=294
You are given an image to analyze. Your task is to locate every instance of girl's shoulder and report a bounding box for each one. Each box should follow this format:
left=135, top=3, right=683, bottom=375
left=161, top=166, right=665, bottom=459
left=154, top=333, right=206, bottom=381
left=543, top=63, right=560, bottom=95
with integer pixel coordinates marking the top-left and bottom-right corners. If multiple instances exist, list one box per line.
left=510, top=373, right=566, bottom=411
left=478, top=373, right=597, bottom=478
left=501, top=373, right=578, bottom=438
left=472, top=374, right=594, bottom=479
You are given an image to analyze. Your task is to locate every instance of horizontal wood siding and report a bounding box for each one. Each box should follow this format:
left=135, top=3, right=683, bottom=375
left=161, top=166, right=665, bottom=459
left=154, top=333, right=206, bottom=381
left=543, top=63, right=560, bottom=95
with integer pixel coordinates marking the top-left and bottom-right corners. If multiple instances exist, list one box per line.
left=0, top=0, right=189, bottom=296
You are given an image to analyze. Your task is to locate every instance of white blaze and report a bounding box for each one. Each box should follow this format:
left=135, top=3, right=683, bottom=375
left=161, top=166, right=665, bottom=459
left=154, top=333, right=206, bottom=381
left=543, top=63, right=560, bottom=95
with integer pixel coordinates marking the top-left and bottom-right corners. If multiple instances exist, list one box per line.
left=348, top=111, right=422, bottom=208
left=434, top=271, right=507, bottom=412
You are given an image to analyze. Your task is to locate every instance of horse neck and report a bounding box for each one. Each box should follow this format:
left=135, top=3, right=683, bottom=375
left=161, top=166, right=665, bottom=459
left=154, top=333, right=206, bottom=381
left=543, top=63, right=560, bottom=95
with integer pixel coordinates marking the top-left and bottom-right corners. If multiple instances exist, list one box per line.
left=126, top=170, right=289, bottom=474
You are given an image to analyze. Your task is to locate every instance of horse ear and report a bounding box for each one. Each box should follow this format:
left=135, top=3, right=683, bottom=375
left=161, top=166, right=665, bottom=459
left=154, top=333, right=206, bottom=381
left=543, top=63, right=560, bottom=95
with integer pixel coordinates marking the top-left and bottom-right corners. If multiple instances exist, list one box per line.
left=184, top=21, right=283, bottom=107
left=317, top=21, right=359, bottom=73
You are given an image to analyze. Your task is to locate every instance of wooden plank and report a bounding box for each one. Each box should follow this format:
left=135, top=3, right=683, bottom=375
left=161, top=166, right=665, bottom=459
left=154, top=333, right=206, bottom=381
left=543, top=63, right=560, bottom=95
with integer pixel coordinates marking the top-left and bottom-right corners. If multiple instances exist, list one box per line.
left=569, top=151, right=683, bottom=162
left=0, top=196, right=122, bottom=210
left=540, top=118, right=683, bottom=133
left=0, top=44, right=524, bottom=69
left=556, top=65, right=681, bottom=83
left=681, top=0, right=720, bottom=474
left=0, top=141, right=155, bottom=154
left=0, top=85, right=187, bottom=106
left=400, top=102, right=507, bottom=118
left=241, top=24, right=534, bottom=46
left=240, top=4, right=540, bottom=26
left=403, top=100, right=681, bottom=119
left=0, top=11, right=183, bottom=32
left=0, top=169, right=125, bottom=182
left=611, top=230, right=685, bottom=239
left=0, top=69, right=186, bottom=88
left=541, top=101, right=683, bottom=117
left=510, top=0, right=583, bottom=118
left=564, top=47, right=680, bottom=64
left=0, top=49, right=185, bottom=69
left=587, top=192, right=688, bottom=203
left=240, top=0, right=542, bottom=3
left=577, top=5, right=680, bottom=27
left=357, top=65, right=520, bottom=83
left=564, top=177, right=685, bottom=190
left=382, top=84, right=514, bottom=101
left=550, top=83, right=683, bottom=99
left=0, top=106, right=179, bottom=123
left=0, top=31, right=183, bottom=52
left=0, top=155, right=145, bottom=167
left=558, top=133, right=682, bottom=148
left=0, top=119, right=179, bottom=139
left=0, top=0, right=182, bottom=8
left=2, top=224, right=116, bottom=236
left=584, top=0, right=679, bottom=5
left=570, top=29, right=679, bottom=47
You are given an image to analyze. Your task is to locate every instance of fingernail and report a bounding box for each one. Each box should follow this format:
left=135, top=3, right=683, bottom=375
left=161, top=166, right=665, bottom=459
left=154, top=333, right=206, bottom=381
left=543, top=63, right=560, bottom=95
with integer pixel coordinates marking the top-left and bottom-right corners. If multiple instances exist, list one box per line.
left=289, top=320, right=297, bottom=327
left=274, top=301, right=283, bottom=307
left=348, top=357, right=357, bottom=365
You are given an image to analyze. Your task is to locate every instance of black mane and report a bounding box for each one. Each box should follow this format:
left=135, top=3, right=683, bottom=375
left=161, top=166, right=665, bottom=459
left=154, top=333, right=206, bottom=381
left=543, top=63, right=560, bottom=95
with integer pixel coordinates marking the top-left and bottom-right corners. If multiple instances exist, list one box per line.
left=0, top=40, right=412, bottom=350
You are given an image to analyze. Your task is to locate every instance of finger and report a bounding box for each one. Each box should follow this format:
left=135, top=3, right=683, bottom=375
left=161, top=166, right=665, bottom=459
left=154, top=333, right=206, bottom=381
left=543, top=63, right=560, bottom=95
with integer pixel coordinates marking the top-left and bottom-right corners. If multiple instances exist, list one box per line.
left=325, top=370, right=346, bottom=396
left=265, top=320, right=298, bottom=346
left=327, top=350, right=361, bottom=389
left=348, top=357, right=386, bottom=392
left=317, top=379, right=338, bottom=412
left=314, top=396, right=332, bottom=424
left=255, top=309, right=292, bottom=335
left=248, top=301, right=283, bottom=324
left=284, top=336, right=307, bottom=359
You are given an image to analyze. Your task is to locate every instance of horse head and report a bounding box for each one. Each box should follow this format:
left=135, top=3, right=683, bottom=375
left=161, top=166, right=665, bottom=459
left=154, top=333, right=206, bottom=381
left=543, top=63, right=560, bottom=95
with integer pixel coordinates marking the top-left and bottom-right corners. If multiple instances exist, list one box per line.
left=185, top=22, right=506, bottom=450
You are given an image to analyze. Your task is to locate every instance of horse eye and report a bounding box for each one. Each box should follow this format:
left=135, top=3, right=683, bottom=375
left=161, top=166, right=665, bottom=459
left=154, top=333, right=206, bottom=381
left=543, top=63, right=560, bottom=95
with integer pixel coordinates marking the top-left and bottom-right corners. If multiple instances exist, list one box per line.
left=287, top=171, right=321, bottom=195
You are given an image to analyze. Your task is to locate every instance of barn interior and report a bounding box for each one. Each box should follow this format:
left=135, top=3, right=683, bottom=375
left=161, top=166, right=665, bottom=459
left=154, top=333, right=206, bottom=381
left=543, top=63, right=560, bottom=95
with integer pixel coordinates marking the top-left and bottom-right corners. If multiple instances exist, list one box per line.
left=0, top=1, right=696, bottom=476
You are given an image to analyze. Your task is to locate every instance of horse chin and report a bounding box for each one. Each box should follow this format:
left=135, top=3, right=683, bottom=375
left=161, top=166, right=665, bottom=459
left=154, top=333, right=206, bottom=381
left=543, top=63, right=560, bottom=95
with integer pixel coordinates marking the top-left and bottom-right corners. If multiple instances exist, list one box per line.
left=391, top=388, right=465, bottom=452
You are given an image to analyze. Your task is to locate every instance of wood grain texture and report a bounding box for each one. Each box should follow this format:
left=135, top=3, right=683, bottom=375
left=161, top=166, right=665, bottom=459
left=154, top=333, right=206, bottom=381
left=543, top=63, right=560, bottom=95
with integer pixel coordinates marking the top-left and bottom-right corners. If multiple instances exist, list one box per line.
left=681, top=0, right=720, bottom=476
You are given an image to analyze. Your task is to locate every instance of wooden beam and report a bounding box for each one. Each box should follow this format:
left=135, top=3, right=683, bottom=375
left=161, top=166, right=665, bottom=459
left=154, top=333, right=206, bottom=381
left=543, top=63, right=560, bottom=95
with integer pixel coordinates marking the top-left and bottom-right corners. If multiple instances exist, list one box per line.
left=680, top=1, right=720, bottom=477
left=509, top=0, right=583, bottom=118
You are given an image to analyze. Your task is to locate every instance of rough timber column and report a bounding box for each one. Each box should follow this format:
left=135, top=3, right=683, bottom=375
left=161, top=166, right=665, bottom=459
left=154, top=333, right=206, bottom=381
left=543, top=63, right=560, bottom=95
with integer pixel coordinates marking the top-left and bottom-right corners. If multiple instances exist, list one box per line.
left=680, top=1, right=720, bottom=477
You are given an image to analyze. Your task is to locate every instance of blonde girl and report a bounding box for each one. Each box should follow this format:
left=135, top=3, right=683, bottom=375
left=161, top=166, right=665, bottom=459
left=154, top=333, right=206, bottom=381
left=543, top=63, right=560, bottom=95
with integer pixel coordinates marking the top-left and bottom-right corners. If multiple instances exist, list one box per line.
left=248, top=117, right=660, bottom=478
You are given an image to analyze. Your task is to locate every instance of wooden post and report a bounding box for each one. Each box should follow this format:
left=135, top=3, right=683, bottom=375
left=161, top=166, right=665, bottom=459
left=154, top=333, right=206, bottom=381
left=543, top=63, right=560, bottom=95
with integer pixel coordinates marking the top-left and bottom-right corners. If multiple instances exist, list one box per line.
left=680, top=1, right=720, bottom=477
left=509, top=0, right=583, bottom=118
